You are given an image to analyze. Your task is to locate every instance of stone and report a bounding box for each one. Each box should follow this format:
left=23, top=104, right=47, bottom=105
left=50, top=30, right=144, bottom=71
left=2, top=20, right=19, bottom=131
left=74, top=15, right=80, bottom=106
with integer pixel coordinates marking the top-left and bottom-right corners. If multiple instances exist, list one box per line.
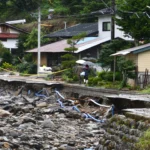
left=36, top=102, right=48, bottom=108
left=22, top=116, right=36, bottom=124
left=0, top=109, right=10, bottom=117
left=42, top=119, right=55, bottom=129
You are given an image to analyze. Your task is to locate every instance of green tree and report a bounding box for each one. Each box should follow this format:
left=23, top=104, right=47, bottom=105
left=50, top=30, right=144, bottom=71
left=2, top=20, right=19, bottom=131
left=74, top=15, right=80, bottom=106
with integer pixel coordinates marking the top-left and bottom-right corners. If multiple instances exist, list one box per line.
left=117, top=57, right=136, bottom=88
left=98, top=39, right=134, bottom=69
left=16, top=33, right=28, bottom=59
left=116, top=0, right=150, bottom=44
left=64, top=32, right=86, bottom=53
left=53, top=0, right=110, bottom=22
left=24, top=28, right=49, bottom=50
left=0, top=42, right=8, bottom=57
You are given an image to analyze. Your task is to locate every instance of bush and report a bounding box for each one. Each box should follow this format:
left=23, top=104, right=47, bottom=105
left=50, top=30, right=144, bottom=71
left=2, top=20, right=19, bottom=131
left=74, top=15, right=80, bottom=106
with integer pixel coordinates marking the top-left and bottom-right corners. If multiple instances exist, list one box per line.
left=1, top=62, right=15, bottom=70
left=16, top=62, right=37, bottom=74
left=88, top=77, right=99, bottom=86
left=135, top=129, right=150, bottom=150
left=1, top=50, right=12, bottom=64
left=98, top=71, right=122, bottom=82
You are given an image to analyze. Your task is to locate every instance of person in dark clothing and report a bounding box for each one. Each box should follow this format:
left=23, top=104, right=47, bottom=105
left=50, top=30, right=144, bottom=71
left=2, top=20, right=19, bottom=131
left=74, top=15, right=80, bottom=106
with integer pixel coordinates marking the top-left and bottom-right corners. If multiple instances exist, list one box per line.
left=83, top=64, right=89, bottom=84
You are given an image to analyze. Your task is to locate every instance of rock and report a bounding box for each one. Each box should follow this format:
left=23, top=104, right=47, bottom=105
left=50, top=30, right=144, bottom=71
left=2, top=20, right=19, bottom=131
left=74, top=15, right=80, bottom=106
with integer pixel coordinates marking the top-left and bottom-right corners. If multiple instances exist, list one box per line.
left=36, top=102, right=48, bottom=108
left=68, top=141, right=76, bottom=146
left=22, top=116, right=36, bottom=124
left=0, top=109, right=10, bottom=117
left=42, top=119, right=55, bottom=129
left=65, top=111, right=81, bottom=119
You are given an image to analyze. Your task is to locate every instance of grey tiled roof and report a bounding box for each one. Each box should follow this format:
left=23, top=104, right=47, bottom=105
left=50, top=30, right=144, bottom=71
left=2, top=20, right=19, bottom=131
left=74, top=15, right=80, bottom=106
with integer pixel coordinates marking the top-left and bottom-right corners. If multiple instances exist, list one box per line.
left=44, top=23, right=98, bottom=38
left=90, top=7, right=115, bottom=15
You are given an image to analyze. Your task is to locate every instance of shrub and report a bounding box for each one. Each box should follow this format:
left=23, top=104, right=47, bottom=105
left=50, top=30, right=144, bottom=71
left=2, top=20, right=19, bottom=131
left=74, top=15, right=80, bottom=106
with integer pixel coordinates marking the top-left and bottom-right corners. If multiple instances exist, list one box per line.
left=98, top=71, right=122, bottom=82
left=134, top=129, right=150, bottom=150
left=1, top=62, right=15, bottom=70
left=16, top=62, right=37, bottom=74
left=1, top=50, right=12, bottom=64
left=88, top=77, right=99, bottom=86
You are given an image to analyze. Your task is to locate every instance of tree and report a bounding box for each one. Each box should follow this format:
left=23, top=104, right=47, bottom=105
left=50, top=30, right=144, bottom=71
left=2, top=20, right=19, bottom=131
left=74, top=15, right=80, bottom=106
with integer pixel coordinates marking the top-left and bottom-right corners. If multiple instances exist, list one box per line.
left=23, top=28, right=49, bottom=50
left=61, top=32, right=86, bottom=69
left=64, top=32, right=86, bottom=53
left=53, top=0, right=110, bottom=22
left=98, top=39, right=134, bottom=69
left=16, top=33, right=28, bottom=59
left=115, top=0, right=150, bottom=44
left=117, top=57, right=136, bottom=88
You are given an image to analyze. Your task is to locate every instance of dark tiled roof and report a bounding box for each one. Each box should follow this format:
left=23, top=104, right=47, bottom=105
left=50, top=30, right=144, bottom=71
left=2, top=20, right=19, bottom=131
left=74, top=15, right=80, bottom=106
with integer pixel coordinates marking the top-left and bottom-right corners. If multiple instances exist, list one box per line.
left=0, top=23, right=28, bottom=34
left=44, top=23, right=98, bottom=38
left=90, top=7, right=115, bottom=15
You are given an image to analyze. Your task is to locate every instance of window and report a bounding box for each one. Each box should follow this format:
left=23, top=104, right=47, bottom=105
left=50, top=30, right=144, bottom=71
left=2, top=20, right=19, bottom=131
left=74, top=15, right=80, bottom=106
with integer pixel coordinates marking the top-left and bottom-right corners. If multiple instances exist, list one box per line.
left=1, top=26, right=9, bottom=33
left=103, top=22, right=111, bottom=31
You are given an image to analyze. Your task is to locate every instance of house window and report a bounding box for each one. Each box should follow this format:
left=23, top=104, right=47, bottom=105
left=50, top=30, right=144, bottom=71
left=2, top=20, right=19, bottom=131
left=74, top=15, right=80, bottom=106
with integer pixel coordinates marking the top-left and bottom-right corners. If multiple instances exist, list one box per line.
left=103, top=22, right=111, bottom=31
left=1, top=26, right=9, bottom=33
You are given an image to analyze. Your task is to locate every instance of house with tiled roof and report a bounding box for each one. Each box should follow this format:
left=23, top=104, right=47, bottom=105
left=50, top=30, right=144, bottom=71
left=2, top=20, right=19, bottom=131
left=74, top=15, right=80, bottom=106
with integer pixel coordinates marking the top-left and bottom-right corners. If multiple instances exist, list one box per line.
left=27, top=7, right=133, bottom=67
left=111, top=43, right=150, bottom=87
left=0, top=23, right=28, bottom=53
left=45, top=23, right=98, bottom=38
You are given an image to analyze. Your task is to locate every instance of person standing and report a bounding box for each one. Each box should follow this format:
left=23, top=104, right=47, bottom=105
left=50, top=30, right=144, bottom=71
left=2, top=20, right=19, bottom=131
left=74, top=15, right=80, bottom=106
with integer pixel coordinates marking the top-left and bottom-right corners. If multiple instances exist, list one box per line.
left=83, top=64, right=89, bottom=84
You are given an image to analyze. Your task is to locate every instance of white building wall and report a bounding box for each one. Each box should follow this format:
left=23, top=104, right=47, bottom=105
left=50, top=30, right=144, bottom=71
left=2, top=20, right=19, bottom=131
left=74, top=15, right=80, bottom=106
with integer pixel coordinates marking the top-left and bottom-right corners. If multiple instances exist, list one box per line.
left=98, top=15, right=111, bottom=39
left=1, top=39, right=18, bottom=49
left=98, top=15, right=133, bottom=41
left=10, top=28, right=19, bottom=34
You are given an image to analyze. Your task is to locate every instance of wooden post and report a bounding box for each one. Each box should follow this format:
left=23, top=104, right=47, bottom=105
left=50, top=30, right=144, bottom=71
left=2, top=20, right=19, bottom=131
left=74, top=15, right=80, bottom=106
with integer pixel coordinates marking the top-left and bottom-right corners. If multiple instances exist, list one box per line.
left=113, top=56, right=116, bottom=82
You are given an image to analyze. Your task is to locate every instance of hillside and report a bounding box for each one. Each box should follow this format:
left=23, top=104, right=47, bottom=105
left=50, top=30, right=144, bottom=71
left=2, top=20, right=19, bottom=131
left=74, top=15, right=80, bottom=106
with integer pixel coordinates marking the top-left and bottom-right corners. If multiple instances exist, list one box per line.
left=16, top=18, right=78, bottom=34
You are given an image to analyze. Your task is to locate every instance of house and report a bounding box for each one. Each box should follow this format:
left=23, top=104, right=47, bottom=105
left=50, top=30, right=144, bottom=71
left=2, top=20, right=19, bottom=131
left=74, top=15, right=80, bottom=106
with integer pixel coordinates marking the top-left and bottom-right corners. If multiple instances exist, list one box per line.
left=0, top=23, right=28, bottom=53
left=27, top=7, right=133, bottom=67
left=27, top=23, right=105, bottom=66
left=27, top=36, right=111, bottom=66
left=111, top=43, right=150, bottom=87
left=91, top=7, right=133, bottom=41
left=44, top=22, right=98, bottom=38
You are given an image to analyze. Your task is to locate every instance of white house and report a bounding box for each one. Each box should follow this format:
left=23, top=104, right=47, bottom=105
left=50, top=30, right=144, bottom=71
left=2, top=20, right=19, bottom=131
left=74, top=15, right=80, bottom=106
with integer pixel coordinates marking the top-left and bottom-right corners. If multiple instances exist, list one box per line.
left=94, top=8, right=133, bottom=41
left=0, top=23, right=28, bottom=52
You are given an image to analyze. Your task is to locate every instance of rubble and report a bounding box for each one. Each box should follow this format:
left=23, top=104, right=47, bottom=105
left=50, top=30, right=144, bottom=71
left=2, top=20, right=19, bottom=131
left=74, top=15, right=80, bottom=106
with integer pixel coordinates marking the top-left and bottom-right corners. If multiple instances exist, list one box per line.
left=0, top=83, right=149, bottom=150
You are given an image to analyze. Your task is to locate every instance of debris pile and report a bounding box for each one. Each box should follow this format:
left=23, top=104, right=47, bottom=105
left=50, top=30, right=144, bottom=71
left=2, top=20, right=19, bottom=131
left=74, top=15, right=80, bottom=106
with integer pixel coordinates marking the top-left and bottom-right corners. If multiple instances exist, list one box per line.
left=0, top=84, right=148, bottom=150
left=0, top=86, right=111, bottom=150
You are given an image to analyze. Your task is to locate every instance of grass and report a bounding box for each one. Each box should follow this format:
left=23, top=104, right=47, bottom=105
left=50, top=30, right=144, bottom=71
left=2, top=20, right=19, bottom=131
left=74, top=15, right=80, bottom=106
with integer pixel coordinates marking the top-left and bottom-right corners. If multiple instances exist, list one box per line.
left=134, top=129, right=150, bottom=150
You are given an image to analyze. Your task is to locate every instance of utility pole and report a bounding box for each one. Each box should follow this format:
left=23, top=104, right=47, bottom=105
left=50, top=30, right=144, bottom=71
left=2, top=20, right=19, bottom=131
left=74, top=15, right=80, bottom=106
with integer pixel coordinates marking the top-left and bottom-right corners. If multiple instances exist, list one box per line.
left=111, top=0, right=115, bottom=40
left=111, top=0, right=116, bottom=82
left=37, top=7, right=41, bottom=74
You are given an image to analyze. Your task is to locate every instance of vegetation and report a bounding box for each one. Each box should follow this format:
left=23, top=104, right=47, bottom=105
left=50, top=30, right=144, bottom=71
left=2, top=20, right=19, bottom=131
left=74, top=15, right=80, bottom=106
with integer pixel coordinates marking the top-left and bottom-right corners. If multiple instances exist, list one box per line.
left=88, top=71, right=122, bottom=88
left=117, top=57, right=136, bottom=88
left=116, top=0, right=150, bottom=45
left=135, top=129, right=150, bottom=150
left=61, top=33, right=87, bottom=82
left=98, top=39, right=134, bottom=69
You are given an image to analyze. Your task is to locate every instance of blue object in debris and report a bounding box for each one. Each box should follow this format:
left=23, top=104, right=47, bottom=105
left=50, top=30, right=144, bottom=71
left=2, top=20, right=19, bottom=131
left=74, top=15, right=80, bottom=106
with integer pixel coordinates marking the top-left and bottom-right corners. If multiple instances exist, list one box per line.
left=87, top=113, right=104, bottom=123
left=72, top=106, right=80, bottom=113
left=82, top=113, right=88, bottom=119
left=57, top=99, right=64, bottom=108
left=28, top=90, right=31, bottom=95
left=35, top=93, right=47, bottom=98
left=111, top=104, right=115, bottom=116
